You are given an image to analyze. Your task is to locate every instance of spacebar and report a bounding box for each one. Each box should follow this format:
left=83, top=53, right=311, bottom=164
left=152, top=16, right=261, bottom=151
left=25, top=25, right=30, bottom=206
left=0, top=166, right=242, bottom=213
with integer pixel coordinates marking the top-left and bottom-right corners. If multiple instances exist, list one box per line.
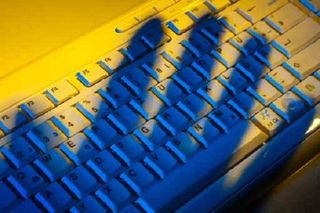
left=137, top=120, right=268, bottom=212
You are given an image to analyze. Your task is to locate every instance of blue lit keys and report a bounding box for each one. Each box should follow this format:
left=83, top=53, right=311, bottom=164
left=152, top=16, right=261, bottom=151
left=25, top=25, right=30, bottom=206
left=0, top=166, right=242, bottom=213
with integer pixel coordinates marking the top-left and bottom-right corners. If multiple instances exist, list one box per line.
left=21, top=94, right=54, bottom=118
left=192, top=54, right=227, bottom=80
left=218, top=68, right=249, bottom=95
left=0, top=108, right=28, bottom=134
left=70, top=195, right=105, bottom=213
left=7, top=165, right=47, bottom=198
left=208, top=105, right=241, bottom=133
left=172, top=66, right=206, bottom=93
left=62, top=166, right=98, bottom=199
left=236, top=56, right=270, bottom=82
left=45, top=80, right=78, bottom=105
left=76, top=64, right=108, bottom=87
left=181, top=32, right=212, bottom=58
left=52, top=107, right=90, bottom=137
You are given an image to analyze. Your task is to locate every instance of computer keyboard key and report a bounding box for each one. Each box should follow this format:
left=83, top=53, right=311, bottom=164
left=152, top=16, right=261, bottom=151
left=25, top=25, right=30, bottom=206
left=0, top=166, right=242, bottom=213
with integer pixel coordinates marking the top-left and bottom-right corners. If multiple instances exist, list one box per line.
left=211, top=43, right=242, bottom=68
left=111, top=135, right=146, bottom=166
left=166, top=133, right=201, bottom=163
left=188, top=117, right=220, bottom=147
left=205, top=0, right=230, bottom=12
left=76, top=93, right=111, bottom=122
left=255, top=46, right=287, bottom=69
left=98, top=80, right=133, bottom=108
left=0, top=152, right=12, bottom=178
left=77, top=64, right=108, bottom=87
left=120, top=39, right=149, bottom=62
left=35, top=182, right=74, bottom=212
left=197, top=80, right=230, bottom=108
left=247, top=79, right=281, bottom=105
left=62, top=166, right=98, bottom=199
left=252, top=107, right=286, bottom=136
left=187, top=3, right=211, bottom=22
left=27, top=121, right=67, bottom=152
left=177, top=93, right=213, bottom=121
left=21, top=94, right=54, bottom=118
left=161, top=43, right=194, bottom=69
left=0, top=181, right=18, bottom=210
left=283, top=39, right=320, bottom=80
left=265, top=3, right=306, bottom=34
left=181, top=32, right=212, bottom=58
left=192, top=54, right=226, bottom=80
left=217, top=68, right=249, bottom=95
left=60, top=133, right=97, bottom=165
left=34, top=148, right=74, bottom=181
left=108, top=105, right=146, bottom=134
left=270, top=91, right=307, bottom=123
left=99, top=49, right=129, bottom=74
left=45, top=80, right=78, bottom=105
left=172, top=66, right=206, bottom=93
left=87, top=150, right=123, bottom=183
left=7, top=165, right=47, bottom=198
left=292, top=76, right=320, bottom=106
left=300, top=0, right=320, bottom=13
left=167, top=13, right=195, bottom=35
left=120, top=162, right=157, bottom=195
left=228, top=92, right=264, bottom=119
left=229, top=32, right=259, bottom=55
left=219, top=11, right=251, bottom=34
left=236, top=56, right=270, bottom=82
left=248, top=21, right=280, bottom=44
left=208, top=105, right=241, bottom=133
left=8, top=199, right=42, bottom=213
left=2, top=137, right=38, bottom=168
left=95, top=179, right=133, bottom=212
left=157, top=107, right=192, bottom=135
left=51, top=107, right=90, bottom=137
left=70, top=195, right=105, bottom=213
left=144, top=147, right=178, bottom=179
left=200, top=18, right=234, bottom=45
left=272, top=18, right=320, bottom=58
left=84, top=119, right=121, bottom=149
left=134, top=119, right=171, bottom=151
left=266, top=66, right=299, bottom=93
left=0, top=108, right=28, bottom=133
left=152, top=78, right=186, bottom=106
left=141, top=27, right=170, bottom=49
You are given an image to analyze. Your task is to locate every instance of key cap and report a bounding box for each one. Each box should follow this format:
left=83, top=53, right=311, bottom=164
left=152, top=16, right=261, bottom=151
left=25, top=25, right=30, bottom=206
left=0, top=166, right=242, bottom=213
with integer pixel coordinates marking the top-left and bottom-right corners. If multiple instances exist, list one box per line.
left=229, top=32, right=259, bottom=55
left=166, top=133, right=201, bottom=163
left=51, top=107, right=90, bottom=137
left=270, top=91, right=307, bottom=122
left=236, top=0, right=287, bottom=24
left=62, top=166, right=98, bottom=199
left=0, top=108, right=28, bottom=133
left=121, top=68, right=157, bottom=96
left=236, top=56, right=270, bottom=82
left=8, top=199, right=42, bottom=213
left=265, top=3, right=306, bottom=34
left=248, top=21, right=280, bottom=44
left=111, top=135, right=146, bottom=166
left=35, top=182, right=74, bottom=212
left=219, top=11, right=251, bottom=34
left=208, top=105, right=241, bottom=133
left=137, top=120, right=268, bottom=212
left=272, top=18, right=320, bottom=58
left=197, top=79, right=231, bottom=108
left=99, top=49, right=129, bottom=74
left=247, top=79, right=281, bottom=105
left=187, top=3, right=211, bottom=22
left=98, top=80, right=133, bottom=108
left=21, top=94, right=54, bottom=118
left=283, top=39, right=320, bottom=80
left=70, top=195, right=105, bottom=213
left=292, top=76, right=320, bottom=106
left=86, top=150, right=123, bottom=182
left=141, top=55, right=177, bottom=82
left=157, top=107, right=192, bottom=135
left=192, top=54, right=226, bottom=80
left=134, top=119, right=171, bottom=150
left=120, top=162, right=156, bottom=195
left=108, top=105, right=146, bottom=134
left=228, top=92, right=264, bottom=119
left=76, top=93, right=111, bottom=122
left=84, top=119, right=121, bottom=149
left=255, top=45, right=287, bottom=69
left=205, top=0, right=230, bottom=12
left=151, top=78, right=186, bottom=106
left=144, top=147, right=178, bottom=179
left=200, top=18, right=234, bottom=45
left=266, top=66, right=299, bottom=93
left=7, top=165, right=47, bottom=198
left=0, top=181, right=18, bottom=210
left=27, top=121, right=67, bottom=152
left=60, top=133, right=97, bottom=165
left=0, top=152, right=12, bottom=178
left=181, top=32, right=212, bottom=58
left=188, top=117, right=220, bottom=147
left=252, top=107, right=286, bottom=136
left=141, top=27, right=170, bottom=49
left=177, top=94, right=213, bottom=121
left=300, top=0, right=320, bottom=13
left=95, top=179, right=133, bottom=212
left=34, top=148, right=74, bottom=181
left=161, top=43, right=194, bottom=69
left=130, top=92, right=166, bottom=120
left=217, top=68, right=249, bottom=95
left=45, top=80, right=78, bottom=105
left=212, top=42, right=242, bottom=68
left=172, top=67, right=205, bottom=93
left=77, top=64, right=108, bottom=87
left=2, top=137, right=38, bottom=168
left=120, top=39, right=149, bottom=62
left=314, top=70, right=320, bottom=80
left=167, top=13, right=195, bottom=35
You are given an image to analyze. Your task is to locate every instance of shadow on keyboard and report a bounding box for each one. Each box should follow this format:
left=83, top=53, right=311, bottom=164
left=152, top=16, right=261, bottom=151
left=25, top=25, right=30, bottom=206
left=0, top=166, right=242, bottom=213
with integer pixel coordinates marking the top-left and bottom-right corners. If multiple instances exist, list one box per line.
left=4, top=13, right=317, bottom=212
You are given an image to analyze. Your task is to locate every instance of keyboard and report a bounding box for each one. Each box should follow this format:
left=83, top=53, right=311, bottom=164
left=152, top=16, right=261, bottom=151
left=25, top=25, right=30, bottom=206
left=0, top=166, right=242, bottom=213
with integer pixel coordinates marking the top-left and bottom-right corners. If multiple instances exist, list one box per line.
left=0, top=0, right=319, bottom=212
